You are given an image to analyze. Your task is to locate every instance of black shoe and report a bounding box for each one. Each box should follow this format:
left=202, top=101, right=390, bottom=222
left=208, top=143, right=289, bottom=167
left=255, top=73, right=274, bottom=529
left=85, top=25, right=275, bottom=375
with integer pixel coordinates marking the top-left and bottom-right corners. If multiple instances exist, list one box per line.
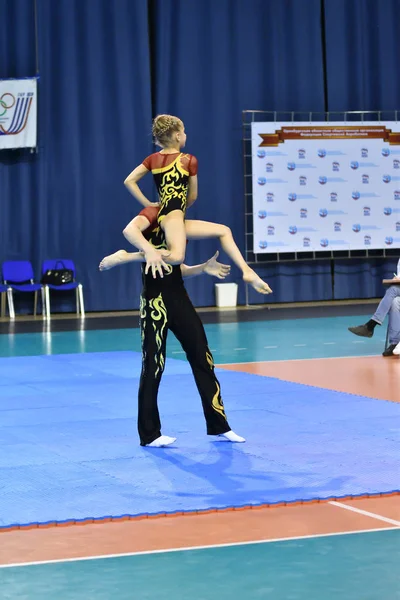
left=348, top=324, right=373, bottom=338
left=383, top=344, right=397, bottom=357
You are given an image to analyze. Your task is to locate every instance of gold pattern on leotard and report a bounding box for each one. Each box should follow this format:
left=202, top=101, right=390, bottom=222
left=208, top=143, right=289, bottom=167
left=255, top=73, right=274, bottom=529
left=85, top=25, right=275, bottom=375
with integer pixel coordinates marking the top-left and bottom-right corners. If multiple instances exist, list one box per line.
left=149, top=294, right=168, bottom=377
left=153, top=154, right=190, bottom=222
left=211, top=379, right=226, bottom=419
left=206, top=351, right=227, bottom=419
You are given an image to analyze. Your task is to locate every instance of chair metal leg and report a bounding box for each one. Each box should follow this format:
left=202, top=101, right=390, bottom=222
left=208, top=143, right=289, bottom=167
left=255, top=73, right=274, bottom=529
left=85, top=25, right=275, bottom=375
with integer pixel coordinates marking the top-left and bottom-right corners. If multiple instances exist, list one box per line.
left=7, top=288, right=15, bottom=319
left=0, top=292, right=5, bottom=318
left=41, top=287, right=47, bottom=319
left=45, top=286, right=51, bottom=320
left=78, top=284, right=85, bottom=317
left=33, top=291, right=38, bottom=317
left=75, top=287, right=80, bottom=315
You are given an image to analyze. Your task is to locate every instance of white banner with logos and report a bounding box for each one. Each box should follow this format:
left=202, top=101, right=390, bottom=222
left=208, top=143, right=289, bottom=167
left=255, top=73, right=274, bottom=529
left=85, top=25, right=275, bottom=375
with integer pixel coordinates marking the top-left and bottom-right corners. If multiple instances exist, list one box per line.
left=251, top=121, right=400, bottom=253
left=0, top=78, right=37, bottom=149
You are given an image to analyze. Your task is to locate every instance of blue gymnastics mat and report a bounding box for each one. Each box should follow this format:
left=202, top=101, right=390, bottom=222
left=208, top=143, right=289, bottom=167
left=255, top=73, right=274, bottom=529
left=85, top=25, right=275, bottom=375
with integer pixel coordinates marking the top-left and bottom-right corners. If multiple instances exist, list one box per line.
left=0, top=351, right=399, bottom=527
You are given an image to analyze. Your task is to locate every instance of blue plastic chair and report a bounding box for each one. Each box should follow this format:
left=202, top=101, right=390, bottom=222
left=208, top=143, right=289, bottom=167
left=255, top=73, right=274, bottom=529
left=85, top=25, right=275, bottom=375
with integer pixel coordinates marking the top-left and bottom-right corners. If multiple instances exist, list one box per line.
left=0, top=283, right=14, bottom=318
left=2, top=261, right=45, bottom=318
left=41, top=259, right=85, bottom=318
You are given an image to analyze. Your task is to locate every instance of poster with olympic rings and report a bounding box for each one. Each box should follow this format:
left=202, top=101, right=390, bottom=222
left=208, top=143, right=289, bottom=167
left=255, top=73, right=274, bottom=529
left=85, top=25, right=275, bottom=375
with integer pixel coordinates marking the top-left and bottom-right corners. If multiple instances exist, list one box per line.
left=0, top=79, right=37, bottom=149
left=251, top=121, right=400, bottom=253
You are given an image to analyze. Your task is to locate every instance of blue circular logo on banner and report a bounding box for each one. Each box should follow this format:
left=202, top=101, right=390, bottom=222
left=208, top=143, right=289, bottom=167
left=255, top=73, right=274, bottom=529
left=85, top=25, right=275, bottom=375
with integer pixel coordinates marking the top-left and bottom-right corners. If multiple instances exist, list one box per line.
left=288, top=226, right=297, bottom=235
left=352, top=224, right=361, bottom=232
left=258, top=210, right=267, bottom=219
left=258, top=177, right=267, bottom=185
left=288, top=193, right=297, bottom=202
left=318, top=149, right=326, bottom=158
left=385, top=236, right=393, bottom=245
left=319, top=208, right=328, bottom=217
left=350, top=161, right=359, bottom=170
left=259, top=240, right=268, bottom=249
left=320, top=238, right=329, bottom=247
left=287, top=162, right=296, bottom=171
left=257, top=149, right=266, bottom=158
left=382, top=148, right=390, bottom=157
left=318, top=176, right=327, bottom=185
left=352, top=190, right=361, bottom=200
left=384, top=207, right=393, bottom=215
left=383, top=174, right=392, bottom=183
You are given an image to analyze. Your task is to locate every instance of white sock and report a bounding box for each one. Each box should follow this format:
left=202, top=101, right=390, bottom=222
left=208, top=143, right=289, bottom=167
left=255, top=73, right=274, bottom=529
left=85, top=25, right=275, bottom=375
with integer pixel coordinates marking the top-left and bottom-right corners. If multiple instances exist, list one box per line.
left=146, top=435, right=176, bottom=447
left=217, top=430, right=246, bottom=443
left=393, top=342, right=400, bottom=355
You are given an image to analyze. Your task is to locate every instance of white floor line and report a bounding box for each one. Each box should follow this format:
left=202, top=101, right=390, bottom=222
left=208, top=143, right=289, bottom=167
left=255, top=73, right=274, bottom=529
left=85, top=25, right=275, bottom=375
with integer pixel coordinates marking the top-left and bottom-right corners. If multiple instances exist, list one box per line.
left=234, top=348, right=247, bottom=351
left=264, top=346, right=278, bottom=349
left=323, top=342, right=336, bottom=345
left=216, top=354, right=380, bottom=366
left=329, top=501, right=400, bottom=527
left=0, top=526, right=397, bottom=570
left=293, top=344, right=306, bottom=347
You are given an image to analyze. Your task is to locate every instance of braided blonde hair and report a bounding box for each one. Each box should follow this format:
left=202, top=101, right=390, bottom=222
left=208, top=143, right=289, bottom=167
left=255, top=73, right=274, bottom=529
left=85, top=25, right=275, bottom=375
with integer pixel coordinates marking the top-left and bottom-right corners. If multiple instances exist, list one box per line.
left=152, top=114, right=183, bottom=147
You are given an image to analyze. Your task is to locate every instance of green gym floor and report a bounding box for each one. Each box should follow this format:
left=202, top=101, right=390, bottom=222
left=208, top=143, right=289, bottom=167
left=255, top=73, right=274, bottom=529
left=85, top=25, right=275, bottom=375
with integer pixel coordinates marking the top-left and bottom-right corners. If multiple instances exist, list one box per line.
left=2, top=529, right=400, bottom=600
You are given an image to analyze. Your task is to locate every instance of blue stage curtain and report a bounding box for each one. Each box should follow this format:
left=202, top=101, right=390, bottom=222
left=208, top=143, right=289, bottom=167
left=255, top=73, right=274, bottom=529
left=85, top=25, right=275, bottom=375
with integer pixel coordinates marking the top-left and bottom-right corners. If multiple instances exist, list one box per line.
left=0, top=0, right=45, bottom=316
left=0, top=0, right=38, bottom=275
left=7, top=1, right=399, bottom=311
left=324, top=0, right=400, bottom=111
left=334, top=258, right=397, bottom=300
left=244, top=261, right=333, bottom=305
left=0, top=0, right=36, bottom=77
left=150, top=0, right=326, bottom=307
left=333, top=258, right=398, bottom=300
left=1, top=0, right=153, bottom=312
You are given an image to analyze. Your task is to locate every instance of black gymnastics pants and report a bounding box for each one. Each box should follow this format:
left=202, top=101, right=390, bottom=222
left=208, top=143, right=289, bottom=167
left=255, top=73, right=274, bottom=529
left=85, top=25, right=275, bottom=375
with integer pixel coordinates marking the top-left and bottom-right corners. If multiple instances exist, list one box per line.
left=138, top=284, right=231, bottom=445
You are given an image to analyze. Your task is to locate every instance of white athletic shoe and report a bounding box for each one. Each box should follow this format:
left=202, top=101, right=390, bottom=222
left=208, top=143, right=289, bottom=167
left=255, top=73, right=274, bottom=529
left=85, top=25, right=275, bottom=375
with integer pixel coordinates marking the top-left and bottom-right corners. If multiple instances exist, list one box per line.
left=393, top=342, right=400, bottom=355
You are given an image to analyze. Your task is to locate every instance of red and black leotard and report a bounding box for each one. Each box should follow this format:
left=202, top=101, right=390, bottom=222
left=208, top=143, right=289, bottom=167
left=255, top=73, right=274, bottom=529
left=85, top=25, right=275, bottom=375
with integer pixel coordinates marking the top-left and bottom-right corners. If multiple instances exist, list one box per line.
left=142, top=152, right=198, bottom=223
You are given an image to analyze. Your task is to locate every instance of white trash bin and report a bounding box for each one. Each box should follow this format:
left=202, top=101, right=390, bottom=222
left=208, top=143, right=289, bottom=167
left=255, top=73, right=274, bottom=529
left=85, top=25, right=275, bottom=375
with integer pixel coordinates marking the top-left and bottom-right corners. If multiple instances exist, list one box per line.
left=215, top=283, right=238, bottom=308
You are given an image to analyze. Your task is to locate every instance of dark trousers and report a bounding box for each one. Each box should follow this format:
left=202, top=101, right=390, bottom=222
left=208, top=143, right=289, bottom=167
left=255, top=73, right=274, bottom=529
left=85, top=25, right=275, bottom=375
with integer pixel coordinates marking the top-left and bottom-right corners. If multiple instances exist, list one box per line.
left=138, top=285, right=230, bottom=445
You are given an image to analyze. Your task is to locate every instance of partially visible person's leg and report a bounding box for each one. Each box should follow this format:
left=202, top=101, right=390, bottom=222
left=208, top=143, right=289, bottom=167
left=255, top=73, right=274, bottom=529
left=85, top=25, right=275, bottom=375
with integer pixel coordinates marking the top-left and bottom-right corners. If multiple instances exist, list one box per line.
left=373, top=286, right=400, bottom=324
left=185, top=220, right=272, bottom=294
left=138, top=292, right=175, bottom=447
left=99, top=250, right=140, bottom=271
left=168, top=287, right=245, bottom=442
left=159, top=210, right=186, bottom=264
left=386, top=297, right=400, bottom=355
left=349, top=285, right=400, bottom=338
